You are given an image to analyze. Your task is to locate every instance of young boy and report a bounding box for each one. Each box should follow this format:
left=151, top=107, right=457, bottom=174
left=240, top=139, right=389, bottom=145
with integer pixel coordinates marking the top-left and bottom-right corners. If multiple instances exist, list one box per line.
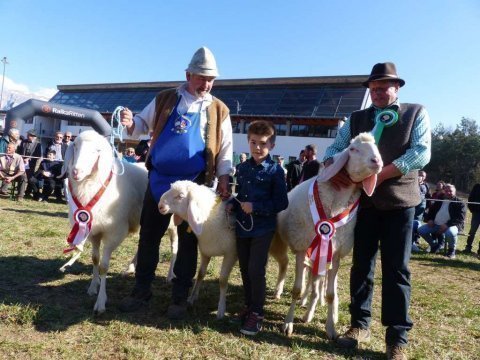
left=227, top=120, right=288, bottom=336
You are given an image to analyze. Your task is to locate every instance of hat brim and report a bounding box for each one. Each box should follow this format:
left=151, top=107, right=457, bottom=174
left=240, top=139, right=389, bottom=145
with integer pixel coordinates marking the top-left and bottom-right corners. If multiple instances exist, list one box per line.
left=362, top=76, right=405, bottom=88
left=185, top=67, right=219, bottom=77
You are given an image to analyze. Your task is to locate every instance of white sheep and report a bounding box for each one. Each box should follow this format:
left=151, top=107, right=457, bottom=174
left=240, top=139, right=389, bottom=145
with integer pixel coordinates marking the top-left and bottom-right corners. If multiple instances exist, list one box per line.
left=158, top=180, right=289, bottom=319
left=61, top=130, right=177, bottom=314
left=279, top=132, right=383, bottom=340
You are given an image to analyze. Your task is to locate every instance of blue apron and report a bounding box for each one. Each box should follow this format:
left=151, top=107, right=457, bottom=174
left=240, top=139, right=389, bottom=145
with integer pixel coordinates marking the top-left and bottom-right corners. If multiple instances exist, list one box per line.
left=149, top=96, right=206, bottom=202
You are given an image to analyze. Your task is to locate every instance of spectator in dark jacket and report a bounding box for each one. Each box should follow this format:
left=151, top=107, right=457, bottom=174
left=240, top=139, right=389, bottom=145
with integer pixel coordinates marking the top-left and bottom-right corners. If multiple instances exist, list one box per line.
left=299, top=144, right=320, bottom=183
left=464, top=183, right=480, bottom=255
left=418, top=183, right=466, bottom=259
left=17, top=129, right=43, bottom=196
left=286, top=150, right=305, bottom=191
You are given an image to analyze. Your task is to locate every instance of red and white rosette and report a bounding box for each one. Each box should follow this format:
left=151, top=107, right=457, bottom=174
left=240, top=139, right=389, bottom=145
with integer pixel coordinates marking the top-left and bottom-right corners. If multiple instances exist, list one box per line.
left=64, top=172, right=113, bottom=254
left=306, top=180, right=359, bottom=276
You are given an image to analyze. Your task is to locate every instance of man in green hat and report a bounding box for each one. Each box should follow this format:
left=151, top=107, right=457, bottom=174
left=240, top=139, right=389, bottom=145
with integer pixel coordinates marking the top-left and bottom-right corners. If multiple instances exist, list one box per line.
left=325, top=62, right=431, bottom=360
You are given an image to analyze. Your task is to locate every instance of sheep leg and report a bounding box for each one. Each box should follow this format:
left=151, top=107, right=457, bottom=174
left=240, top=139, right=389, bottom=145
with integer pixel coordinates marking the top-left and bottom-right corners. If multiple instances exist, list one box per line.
left=166, top=223, right=178, bottom=283
left=302, top=274, right=322, bottom=323
left=87, top=236, right=101, bottom=296
left=188, top=253, right=210, bottom=305
left=121, top=250, right=137, bottom=276
left=216, top=253, right=237, bottom=319
left=93, top=244, right=115, bottom=315
left=282, top=252, right=306, bottom=336
left=269, top=233, right=289, bottom=299
left=325, top=256, right=341, bottom=340
left=319, top=273, right=327, bottom=307
left=300, top=270, right=312, bottom=307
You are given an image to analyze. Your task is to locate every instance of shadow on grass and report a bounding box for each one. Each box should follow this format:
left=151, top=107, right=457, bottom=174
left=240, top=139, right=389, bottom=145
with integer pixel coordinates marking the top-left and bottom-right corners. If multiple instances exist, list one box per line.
left=412, top=252, right=480, bottom=271
left=0, top=255, right=385, bottom=358
left=2, top=207, right=68, bottom=218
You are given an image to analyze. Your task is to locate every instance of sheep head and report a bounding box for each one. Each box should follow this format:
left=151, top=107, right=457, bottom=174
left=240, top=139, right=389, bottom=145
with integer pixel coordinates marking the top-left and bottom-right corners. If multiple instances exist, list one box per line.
left=318, top=132, right=383, bottom=196
left=63, top=130, right=113, bottom=182
left=158, top=180, right=216, bottom=236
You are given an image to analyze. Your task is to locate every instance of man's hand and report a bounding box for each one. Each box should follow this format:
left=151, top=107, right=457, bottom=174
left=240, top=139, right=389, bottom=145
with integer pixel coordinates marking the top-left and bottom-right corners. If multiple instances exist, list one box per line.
left=5, top=176, right=12, bottom=184
left=438, top=224, right=448, bottom=234
left=120, top=108, right=134, bottom=130
left=217, top=174, right=230, bottom=201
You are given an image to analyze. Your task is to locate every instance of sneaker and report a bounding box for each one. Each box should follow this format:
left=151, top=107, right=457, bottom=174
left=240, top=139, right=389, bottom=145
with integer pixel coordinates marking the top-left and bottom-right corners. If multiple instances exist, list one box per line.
left=118, top=289, right=152, bottom=312
left=230, top=306, right=250, bottom=325
left=446, top=249, right=456, bottom=259
left=386, top=345, right=407, bottom=360
left=240, top=312, right=264, bottom=336
left=167, top=300, right=188, bottom=320
left=336, top=327, right=371, bottom=349
left=411, top=243, right=421, bottom=253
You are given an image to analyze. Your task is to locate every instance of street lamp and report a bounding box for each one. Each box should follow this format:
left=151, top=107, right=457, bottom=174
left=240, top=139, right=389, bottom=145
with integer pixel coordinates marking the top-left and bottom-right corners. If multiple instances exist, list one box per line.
left=0, top=56, right=9, bottom=110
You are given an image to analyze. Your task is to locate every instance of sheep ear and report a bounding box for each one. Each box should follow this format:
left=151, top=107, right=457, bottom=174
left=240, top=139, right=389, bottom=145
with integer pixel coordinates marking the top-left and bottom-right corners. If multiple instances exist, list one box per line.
left=61, top=144, right=74, bottom=177
left=362, top=174, right=377, bottom=197
left=317, top=149, right=349, bottom=182
left=187, top=195, right=206, bottom=236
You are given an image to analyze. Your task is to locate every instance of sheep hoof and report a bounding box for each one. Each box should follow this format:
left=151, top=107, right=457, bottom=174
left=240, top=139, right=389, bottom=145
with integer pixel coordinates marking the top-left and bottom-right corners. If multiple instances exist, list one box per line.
left=302, top=312, right=314, bottom=323
left=282, top=322, right=294, bottom=337
left=273, top=290, right=283, bottom=299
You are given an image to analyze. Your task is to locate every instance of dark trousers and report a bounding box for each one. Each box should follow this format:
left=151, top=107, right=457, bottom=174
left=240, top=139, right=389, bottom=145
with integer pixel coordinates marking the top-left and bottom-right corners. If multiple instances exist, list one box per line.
left=134, top=185, right=172, bottom=292
left=135, top=182, right=199, bottom=304
left=236, top=231, right=274, bottom=315
left=466, top=212, right=480, bottom=251
left=350, top=206, right=414, bottom=346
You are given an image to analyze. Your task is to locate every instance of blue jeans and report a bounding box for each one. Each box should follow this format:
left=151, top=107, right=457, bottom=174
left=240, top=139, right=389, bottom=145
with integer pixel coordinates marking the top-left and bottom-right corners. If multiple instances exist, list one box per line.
left=417, top=223, right=458, bottom=250
left=350, top=206, right=414, bottom=347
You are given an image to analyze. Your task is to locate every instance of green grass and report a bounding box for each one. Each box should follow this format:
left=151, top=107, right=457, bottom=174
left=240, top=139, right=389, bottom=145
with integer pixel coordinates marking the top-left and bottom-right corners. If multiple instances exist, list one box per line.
left=0, top=195, right=479, bottom=359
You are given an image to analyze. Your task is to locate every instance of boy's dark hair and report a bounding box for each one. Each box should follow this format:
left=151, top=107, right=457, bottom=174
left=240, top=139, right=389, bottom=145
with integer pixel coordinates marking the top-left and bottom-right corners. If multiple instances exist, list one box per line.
left=247, top=120, right=276, bottom=144
left=47, top=150, right=56, bottom=155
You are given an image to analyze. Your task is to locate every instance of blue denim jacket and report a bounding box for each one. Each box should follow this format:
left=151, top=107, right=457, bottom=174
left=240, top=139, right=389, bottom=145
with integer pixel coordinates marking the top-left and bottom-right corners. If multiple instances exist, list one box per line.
left=231, top=155, right=288, bottom=238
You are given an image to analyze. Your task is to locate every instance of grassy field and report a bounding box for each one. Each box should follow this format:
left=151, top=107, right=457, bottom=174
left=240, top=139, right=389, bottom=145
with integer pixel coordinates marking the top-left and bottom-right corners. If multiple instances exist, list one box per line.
left=0, top=195, right=479, bottom=360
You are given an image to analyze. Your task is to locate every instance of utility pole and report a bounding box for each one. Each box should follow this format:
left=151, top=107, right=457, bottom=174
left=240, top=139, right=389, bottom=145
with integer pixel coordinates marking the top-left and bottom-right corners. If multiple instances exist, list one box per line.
left=0, top=57, right=9, bottom=110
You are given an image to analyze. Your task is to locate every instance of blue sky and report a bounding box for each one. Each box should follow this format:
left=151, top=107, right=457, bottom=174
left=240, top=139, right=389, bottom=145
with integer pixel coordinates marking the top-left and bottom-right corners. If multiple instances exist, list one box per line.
left=1, top=0, right=479, bottom=129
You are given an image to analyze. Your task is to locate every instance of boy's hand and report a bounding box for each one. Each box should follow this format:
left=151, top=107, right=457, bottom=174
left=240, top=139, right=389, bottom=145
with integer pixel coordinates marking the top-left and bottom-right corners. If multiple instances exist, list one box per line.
left=240, top=202, right=253, bottom=214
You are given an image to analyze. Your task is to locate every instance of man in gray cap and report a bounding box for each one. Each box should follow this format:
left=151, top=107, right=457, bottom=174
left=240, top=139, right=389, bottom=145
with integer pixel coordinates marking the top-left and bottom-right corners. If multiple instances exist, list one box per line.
left=324, top=62, right=431, bottom=360
left=17, top=129, right=43, bottom=196
left=119, top=47, right=233, bottom=319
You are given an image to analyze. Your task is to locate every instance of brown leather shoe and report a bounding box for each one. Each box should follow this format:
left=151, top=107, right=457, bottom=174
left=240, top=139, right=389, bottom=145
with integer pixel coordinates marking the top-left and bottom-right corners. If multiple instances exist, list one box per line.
left=386, top=345, right=407, bottom=360
left=336, top=327, right=371, bottom=349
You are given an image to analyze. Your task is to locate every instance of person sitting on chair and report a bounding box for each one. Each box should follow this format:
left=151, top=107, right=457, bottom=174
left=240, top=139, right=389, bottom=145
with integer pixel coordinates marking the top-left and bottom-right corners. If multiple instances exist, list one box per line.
left=0, top=142, right=26, bottom=199
left=417, top=183, right=465, bottom=259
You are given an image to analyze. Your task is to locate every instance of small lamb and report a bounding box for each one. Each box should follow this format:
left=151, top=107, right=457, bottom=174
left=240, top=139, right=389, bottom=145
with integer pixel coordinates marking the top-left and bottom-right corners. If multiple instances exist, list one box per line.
left=158, top=180, right=289, bottom=319
left=279, top=132, right=383, bottom=339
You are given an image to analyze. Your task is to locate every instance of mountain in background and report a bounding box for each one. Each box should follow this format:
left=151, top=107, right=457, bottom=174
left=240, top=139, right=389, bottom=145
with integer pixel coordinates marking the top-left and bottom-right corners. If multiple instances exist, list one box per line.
left=0, top=76, right=57, bottom=111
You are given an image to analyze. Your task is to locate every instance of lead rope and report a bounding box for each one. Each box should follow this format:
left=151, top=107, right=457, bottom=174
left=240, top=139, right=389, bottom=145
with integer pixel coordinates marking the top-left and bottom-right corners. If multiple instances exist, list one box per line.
left=226, top=195, right=254, bottom=232
left=109, top=106, right=126, bottom=177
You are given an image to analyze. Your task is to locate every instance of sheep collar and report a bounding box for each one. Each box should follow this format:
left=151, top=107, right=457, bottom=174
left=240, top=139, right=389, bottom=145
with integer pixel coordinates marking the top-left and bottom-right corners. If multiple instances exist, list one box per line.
left=306, top=180, right=359, bottom=276
left=64, top=170, right=114, bottom=254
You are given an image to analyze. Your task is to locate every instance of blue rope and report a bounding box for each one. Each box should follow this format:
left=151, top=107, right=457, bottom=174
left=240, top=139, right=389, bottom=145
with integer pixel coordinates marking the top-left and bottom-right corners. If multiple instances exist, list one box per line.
left=110, top=106, right=126, bottom=147
left=109, top=106, right=127, bottom=175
